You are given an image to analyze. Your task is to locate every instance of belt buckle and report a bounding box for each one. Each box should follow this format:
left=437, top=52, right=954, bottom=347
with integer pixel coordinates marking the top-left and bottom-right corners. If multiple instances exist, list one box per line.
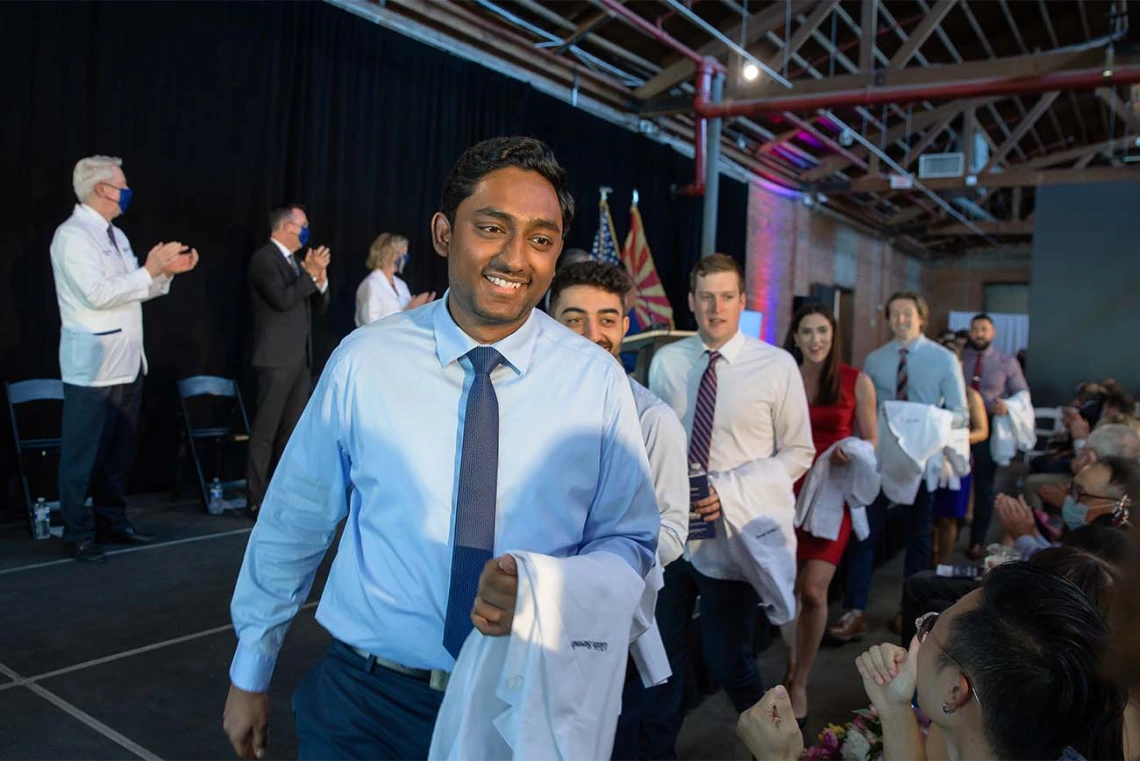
left=429, top=669, right=451, bottom=692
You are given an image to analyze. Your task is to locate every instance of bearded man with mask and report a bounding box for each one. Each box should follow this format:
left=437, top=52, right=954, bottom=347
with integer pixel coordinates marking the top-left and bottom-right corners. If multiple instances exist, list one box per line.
left=50, top=155, right=200, bottom=561
left=960, top=313, right=1029, bottom=559
left=246, top=204, right=331, bottom=517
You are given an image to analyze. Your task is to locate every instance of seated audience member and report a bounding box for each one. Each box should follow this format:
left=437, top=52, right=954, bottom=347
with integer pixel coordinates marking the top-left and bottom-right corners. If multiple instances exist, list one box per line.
left=932, top=339, right=989, bottom=566
left=740, top=562, right=1125, bottom=761
left=353, top=232, right=434, bottom=327
left=1027, top=422, right=1139, bottom=514
left=952, top=329, right=969, bottom=354
left=1098, top=380, right=1140, bottom=434
left=1026, top=381, right=1108, bottom=488
left=1000, top=456, right=1133, bottom=560
left=1109, top=488, right=1140, bottom=760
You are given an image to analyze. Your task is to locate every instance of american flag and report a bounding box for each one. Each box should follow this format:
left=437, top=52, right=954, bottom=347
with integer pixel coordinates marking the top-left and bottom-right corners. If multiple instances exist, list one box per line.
left=622, top=204, right=674, bottom=330
left=590, top=195, right=622, bottom=267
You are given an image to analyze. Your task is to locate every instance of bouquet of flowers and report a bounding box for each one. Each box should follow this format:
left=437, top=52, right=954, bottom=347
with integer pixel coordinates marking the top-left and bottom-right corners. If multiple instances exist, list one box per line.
left=802, top=705, right=929, bottom=761
left=802, top=706, right=882, bottom=761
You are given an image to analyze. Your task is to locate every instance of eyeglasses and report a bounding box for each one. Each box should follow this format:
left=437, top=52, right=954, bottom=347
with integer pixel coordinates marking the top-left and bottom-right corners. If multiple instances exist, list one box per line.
left=915, top=612, right=983, bottom=710
left=1067, top=482, right=1123, bottom=504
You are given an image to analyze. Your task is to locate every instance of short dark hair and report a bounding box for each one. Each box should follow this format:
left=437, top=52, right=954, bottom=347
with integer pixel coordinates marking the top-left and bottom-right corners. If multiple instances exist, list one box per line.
left=884, top=291, right=929, bottom=326
left=440, top=137, right=574, bottom=235
left=943, top=563, right=1125, bottom=761
left=269, top=204, right=306, bottom=233
left=556, top=248, right=592, bottom=270
left=1097, top=454, right=1139, bottom=497
left=971, top=313, right=994, bottom=327
left=1061, top=523, right=1133, bottom=566
left=689, top=253, right=744, bottom=293
left=548, top=260, right=631, bottom=312
left=954, top=329, right=970, bottom=340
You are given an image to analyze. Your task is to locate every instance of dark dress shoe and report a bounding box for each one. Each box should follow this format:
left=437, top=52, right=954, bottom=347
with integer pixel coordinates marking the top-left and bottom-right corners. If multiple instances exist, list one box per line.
left=97, top=527, right=155, bottom=545
left=69, top=541, right=107, bottom=563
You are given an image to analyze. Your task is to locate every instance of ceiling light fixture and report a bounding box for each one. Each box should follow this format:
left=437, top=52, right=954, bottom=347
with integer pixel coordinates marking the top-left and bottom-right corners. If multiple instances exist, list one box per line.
left=742, top=62, right=760, bottom=82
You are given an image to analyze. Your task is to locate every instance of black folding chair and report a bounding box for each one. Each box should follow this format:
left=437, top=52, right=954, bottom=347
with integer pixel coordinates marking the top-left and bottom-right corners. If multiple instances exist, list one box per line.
left=5, top=379, right=65, bottom=532
left=175, top=376, right=251, bottom=512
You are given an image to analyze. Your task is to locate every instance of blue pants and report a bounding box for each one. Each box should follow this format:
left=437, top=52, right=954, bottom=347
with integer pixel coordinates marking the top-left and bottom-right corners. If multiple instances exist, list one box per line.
left=969, top=438, right=998, bottom=548
left=844, top=486, right=933, bottom=611
left=638, top=559, right=765, bottom=760
left=293, top=641, right=444, bottom=760
left=58, top=374, right=143, bottom=544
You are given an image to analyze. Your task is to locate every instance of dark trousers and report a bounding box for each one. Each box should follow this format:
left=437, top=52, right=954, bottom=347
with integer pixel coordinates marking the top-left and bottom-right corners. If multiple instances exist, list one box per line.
left=843, top=486, right=933, bottom=611
left=612, top=659, right=645, bottom=761
left=899, top=570, right=976, bottom=644
left=968, top=437, right=998, bottom=548
left=246, top=364, right=310, bottom=508
left=639, top=559, right=764, bottom=760
left=292, top=641, right=444, bottom=761
left=58, top=374, right=143, bottom=544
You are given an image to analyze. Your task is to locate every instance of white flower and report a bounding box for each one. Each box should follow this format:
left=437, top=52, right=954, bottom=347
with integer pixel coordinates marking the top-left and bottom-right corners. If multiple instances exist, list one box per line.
left=840, top=728, right=873, bottom=761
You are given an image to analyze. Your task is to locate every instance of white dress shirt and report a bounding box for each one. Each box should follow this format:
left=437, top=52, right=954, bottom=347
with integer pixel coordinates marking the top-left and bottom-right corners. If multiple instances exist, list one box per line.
left=270, top=238, right=328, bottom=294
left=649, top=330, right=814, bottom=582
left=49, top=204, right=171, bottom=386
left=863, top=335, right=967, bottom=427
left=354, top=270, right=411, bottom=327
left=629, top=377, right=689, bottom=566
left=229, top=296, right=659, bottom=691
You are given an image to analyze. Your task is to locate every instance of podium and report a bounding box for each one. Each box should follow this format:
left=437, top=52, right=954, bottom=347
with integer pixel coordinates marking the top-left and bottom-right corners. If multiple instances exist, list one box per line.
left=621, top=329, right=697, bottom=385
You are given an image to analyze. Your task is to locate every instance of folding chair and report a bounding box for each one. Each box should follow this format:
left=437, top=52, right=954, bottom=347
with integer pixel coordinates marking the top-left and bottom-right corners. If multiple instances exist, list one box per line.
left=5, top=379, right=65, bottom=532
left=175, top=376, right=251, bottom=512
left=1024, top=406, right=1064, bottom=464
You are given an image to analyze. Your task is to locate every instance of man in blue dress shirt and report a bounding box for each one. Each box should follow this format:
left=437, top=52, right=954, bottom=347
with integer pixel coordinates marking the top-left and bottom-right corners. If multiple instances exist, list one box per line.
left=222, top=137, right=659, bottom=760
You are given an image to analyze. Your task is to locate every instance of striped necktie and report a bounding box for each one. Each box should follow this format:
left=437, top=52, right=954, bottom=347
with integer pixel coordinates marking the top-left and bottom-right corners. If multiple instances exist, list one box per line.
left=689, top=350, right=721, bottom=470
left=443, top=346, right=504, bottom=659
left=896, top=347, right=909, bottom=401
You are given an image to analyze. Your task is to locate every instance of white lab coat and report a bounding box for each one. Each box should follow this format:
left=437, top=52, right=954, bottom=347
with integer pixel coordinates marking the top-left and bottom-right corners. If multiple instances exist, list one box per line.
left=428, top=551, right=644, bottom=761
left=707, top=460, right=797, bottom=625
left=990, top=390, right=1037, bottom=466
left=878, top=401, right=955, bottom=504
left=924, top=426, right=972, bottom=492
left=795, top=437, right=881, bottom=542
left=629, top=563, right=671, bottom=687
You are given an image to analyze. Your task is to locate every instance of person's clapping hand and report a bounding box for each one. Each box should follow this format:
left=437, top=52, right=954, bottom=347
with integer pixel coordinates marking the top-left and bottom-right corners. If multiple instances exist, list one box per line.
left=995, top=493, right=1037, bottom=541
left=737, top=685, right=805, bottom=761
left=407, top=291, right=436, bottom=310
left=164, top=246, right=199, bottom=276
left=856, top=639, right=919, bottom=715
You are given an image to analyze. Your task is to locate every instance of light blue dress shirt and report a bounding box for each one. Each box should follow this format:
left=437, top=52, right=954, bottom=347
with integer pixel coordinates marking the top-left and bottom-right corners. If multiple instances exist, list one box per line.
left=229, top=296, right=659, bottom=692
left=863, top=335, right=968, bottom=427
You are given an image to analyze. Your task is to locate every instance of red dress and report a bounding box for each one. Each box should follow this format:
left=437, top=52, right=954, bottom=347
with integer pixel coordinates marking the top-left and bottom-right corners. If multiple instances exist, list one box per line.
left=795, top=364, right=860, bottom=565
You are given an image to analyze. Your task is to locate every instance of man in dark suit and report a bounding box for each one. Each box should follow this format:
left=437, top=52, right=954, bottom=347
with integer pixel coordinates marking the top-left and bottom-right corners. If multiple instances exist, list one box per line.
left=246, top=204, right=330, bottom=514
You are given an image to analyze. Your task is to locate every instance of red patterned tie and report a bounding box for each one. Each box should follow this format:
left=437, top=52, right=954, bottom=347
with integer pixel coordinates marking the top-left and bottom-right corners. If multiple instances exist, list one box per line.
left=896, top=348, right=908, bottom=401
left=689, top=350, right=721, bottom=470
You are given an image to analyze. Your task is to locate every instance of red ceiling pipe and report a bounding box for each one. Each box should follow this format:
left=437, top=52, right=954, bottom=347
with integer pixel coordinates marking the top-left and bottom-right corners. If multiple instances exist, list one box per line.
left=698, top=65, right=1140, bottom=119
left=595, top=0, right=725, bottom=197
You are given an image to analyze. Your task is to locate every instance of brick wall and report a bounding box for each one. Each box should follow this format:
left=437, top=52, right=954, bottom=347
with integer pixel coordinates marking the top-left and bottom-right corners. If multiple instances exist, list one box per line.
left=922, top=261, right=1032, bottom=335
left=745, top=183, right=916, bottom=367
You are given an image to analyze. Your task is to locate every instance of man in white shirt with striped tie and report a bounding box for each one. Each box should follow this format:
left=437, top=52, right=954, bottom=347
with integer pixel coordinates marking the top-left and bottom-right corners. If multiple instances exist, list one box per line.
left=643, top=254, right=814, bottom=759
left=49, top=155, right=199, bottom=562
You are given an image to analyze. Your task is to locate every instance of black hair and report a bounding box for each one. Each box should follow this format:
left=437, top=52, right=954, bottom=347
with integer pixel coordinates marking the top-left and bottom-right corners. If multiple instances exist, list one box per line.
left=971, top=313, right=994, bottom=327
left=942, top=562, right=1125, bottom=761
left=1061, top=523, right=1132, bottom=566
left=440, top=136, right=574, bottom=235
left=954, top=329, right=970, bottom=340
left=268, top=204, right=306, bottom=233
left=548, top=260, right=632, bottom=312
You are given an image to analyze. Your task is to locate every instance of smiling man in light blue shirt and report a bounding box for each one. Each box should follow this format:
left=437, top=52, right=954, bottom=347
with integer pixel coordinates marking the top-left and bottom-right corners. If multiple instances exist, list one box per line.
left=222, top=137, right=659, bottom=761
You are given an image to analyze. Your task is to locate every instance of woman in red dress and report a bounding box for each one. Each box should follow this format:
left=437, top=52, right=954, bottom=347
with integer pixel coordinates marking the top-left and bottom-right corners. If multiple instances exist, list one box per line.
left=781, top=303, right=877, bottom=725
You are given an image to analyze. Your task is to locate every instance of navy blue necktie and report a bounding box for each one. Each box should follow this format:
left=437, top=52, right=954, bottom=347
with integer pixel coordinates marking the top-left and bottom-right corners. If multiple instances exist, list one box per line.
left=107, top=225, right=118, bottom=251
left=443, top=346, right=504, bottom=658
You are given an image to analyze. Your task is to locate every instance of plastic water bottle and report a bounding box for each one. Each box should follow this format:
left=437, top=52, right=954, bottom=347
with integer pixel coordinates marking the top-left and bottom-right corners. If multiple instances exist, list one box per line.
left=208, top=478, right=225, bottom=515
left=33, top=498, right=51, bottom=540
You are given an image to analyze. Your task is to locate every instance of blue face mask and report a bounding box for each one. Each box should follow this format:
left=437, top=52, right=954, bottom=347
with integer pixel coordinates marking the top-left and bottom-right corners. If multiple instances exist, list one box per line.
left=397, top=254, right=409, bottom=272
left=1061, top=497, right=1088, bottom=530
left=117, top=187, right=133, bottom=214
left=298, top=225, right=310, bottom=247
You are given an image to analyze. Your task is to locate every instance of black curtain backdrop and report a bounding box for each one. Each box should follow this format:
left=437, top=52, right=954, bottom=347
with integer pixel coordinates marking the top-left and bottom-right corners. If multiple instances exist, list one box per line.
left=0, top=1, right=747, bottom=499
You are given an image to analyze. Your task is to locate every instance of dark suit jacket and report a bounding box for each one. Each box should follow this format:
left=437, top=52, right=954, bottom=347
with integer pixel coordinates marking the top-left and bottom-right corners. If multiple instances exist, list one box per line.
left=248, top=241, right=330, bottom=368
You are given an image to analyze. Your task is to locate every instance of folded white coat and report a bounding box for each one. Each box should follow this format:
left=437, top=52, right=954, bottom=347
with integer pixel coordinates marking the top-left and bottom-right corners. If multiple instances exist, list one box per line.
left=428, top=551, right=644, bottom=761
left=795, top=437, right=881, bottom=543
left=630, top=562, right=671, bottom=688
left=924, top=426, right=972, bottom=492
left=696, top=459, right=797, bottom=626
left=990, top=390, right=1037, bottom=466
left=878, top=401, right=955, bottom=505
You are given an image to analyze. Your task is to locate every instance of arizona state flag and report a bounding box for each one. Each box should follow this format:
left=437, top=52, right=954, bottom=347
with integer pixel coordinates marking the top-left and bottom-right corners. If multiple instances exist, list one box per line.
left=621, top=203, right=674, bottom=330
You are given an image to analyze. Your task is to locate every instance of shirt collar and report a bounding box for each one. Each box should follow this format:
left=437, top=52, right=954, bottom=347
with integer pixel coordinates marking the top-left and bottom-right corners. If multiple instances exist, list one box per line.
left=76, top=203, right=110, bottom=227
left=703, top=329, right=745, bottom=363
left=892, top=334, right=927, bottom=352
left=432, top=290, right=538, bottom=375
left=269, top=238, right=293, bottom=259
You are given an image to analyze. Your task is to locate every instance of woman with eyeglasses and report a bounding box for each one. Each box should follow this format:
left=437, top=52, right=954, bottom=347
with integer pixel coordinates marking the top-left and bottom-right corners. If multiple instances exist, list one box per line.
left=737, top=562, right=1125, bottom=760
